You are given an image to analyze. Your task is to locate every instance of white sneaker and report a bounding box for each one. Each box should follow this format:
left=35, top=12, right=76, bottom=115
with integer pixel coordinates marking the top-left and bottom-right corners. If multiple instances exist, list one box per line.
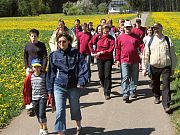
left=39, top=129, right=48, bottom=135
left=42, top=129, right=48, bottom=135
left=39, top=129, right=44, bottom=135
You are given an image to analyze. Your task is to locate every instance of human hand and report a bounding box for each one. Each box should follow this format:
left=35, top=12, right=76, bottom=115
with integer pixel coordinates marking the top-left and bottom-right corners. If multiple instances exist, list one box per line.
left=142, top=69, right=147, bottom=76
left=47, top=94, right=55, bottom=113
left=116, top=61, right=120, bottom=67
left=77, top=85, right=84, bottom=88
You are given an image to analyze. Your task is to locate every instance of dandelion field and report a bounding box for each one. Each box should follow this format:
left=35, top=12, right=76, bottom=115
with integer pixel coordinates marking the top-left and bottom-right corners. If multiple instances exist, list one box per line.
left=147, top=12, right=180, bottom=134
left=0, top=13, right=135, bottom=128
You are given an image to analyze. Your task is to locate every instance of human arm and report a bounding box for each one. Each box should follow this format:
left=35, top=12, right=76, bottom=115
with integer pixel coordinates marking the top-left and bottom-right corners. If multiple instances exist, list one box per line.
left=42, top=43, right=48, bottom=72
left=46, top=53, right=57, bottom=94
left=77, top=54, right=88, bottom=87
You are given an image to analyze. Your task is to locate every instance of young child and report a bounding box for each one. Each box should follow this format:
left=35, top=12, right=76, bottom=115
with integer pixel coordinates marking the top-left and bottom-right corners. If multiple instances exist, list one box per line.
left=24, top=29, right=48, bottom=116
left=31, top=58, right=48, bottom=135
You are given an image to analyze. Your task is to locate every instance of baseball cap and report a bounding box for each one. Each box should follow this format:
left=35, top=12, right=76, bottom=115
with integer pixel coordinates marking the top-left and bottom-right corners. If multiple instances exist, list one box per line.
left=31, top=58, right=42, bottom=67
left=153, top=23, right=163, bottom=28
left=124, top=21, right=132, bottom=27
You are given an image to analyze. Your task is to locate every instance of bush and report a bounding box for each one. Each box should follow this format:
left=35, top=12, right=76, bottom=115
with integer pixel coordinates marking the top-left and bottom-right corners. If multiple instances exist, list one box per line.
left=97, top=2, right=107, bottom=14
left=67, top=5, right=84, bottom=15
left=62, top=0, right=98, bottom=15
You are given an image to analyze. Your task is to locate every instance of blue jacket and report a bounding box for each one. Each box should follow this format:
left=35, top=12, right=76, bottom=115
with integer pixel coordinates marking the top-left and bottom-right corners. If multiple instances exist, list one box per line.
left=46, top=47, right=88, bottom=94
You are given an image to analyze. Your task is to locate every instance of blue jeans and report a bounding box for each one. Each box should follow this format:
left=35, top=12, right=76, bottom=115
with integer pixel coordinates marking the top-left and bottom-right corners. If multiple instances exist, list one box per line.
left=32, top=98, right=47, bottom=123
left=83, top=54, right=91, bottom=80
left=54, top=84, right=82, bottom=132
left=121, top=62, right=139, bottom=97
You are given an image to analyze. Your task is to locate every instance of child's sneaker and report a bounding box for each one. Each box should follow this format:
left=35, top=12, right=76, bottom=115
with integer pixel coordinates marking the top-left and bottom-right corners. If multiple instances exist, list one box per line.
left=39, top=129, right=48, bottom=135
left=39, top=129, right=44, bottom=135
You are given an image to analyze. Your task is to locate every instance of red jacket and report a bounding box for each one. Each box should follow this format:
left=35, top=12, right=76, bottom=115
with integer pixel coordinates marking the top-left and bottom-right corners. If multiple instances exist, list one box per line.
left=23, top=72, right=32, bottom=105
left=77, top=32, right=92, bottom=55
left=88, top=34, right=115, bottom=60
left=115, top=33, right=141, bottom=64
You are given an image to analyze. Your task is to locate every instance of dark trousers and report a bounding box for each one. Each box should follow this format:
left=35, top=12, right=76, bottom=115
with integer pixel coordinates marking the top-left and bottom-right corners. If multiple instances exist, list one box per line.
left=32, top=98, right=47, bottom=123
left=151, top=66, right=171, bottom=108
left=97, top=59, right=113, bottom=96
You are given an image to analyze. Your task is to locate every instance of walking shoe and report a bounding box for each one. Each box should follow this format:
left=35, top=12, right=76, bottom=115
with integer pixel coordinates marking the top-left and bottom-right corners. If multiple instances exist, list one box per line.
left=164, top=107, right=171, bottom=114
left=76, top=127, right=82, bottom=135
left=39, top=129, right=48, bottom=135
left=154, top=97, right=160, bottom=104
left=123, top=96, right=129, bottom=103
left=105, top=95, right=110, bottom=100
left=131, top=93, right=137, bottom=98
left=27, top=108, right=35, bottom=117
left=39, top=129, right=44, bottom=135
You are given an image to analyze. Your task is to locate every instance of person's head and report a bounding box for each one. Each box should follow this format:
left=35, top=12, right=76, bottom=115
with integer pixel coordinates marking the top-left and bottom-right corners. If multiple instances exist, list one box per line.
left=135, top=19, right=141, bottom=27
left=152, top=23, right=163, bottom=35
left=58, top=19, right=65, bottom=30
left=29, top=29, right=39, bottom=43
left=82, top=23, right=88, bottom=32
left=88, top=22, right=93, bottom=30
left=96, top=25, right=103, bottom=34
left=124, top=21, right=132, bottom=34
left=107, top=19, right=113, bottom=27
left=56, top=34, right=72, bottom=51
left=132, top=23, right=136, bottom=28
left=75, top=19, right=80, bottom=27
left=31, top=58, right=42, bottom=74
left=118, top=19, right=125, bottom=26
left=102, top=24, right=110, bottom=36
left=100, top=19, right=106, bottom=26
left=146, top=26, right=154, bottom=36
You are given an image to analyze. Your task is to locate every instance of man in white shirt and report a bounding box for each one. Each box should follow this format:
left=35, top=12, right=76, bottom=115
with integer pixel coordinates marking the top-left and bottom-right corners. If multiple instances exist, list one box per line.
left=142, top=23, right=177, bottom=113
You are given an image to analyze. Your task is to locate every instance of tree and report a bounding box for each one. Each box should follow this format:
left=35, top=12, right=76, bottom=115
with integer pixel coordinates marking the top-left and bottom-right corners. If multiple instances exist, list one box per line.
left=97, top=2, right=107, bottom=13
left=127, top=0, right=145, bottom=11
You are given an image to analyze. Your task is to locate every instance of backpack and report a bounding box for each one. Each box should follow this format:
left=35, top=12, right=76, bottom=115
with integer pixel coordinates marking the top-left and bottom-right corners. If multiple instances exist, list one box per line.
left=147, top=36, right=171, bottom=78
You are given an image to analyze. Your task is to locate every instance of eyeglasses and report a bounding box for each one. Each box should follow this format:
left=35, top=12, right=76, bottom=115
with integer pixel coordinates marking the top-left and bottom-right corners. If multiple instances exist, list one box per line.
left=125, top=26, right=132, bottom=29
left=58, top=40, right=67, bottom=44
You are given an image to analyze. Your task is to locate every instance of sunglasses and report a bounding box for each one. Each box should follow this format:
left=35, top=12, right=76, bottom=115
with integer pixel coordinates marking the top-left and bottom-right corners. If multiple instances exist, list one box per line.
left=125, top=26, right=132, bottom=29
left=58, top=40, right=67, bottom=44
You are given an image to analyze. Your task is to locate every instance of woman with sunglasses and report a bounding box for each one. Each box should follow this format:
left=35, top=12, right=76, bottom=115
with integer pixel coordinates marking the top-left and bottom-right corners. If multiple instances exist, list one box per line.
left=46, top=33, right=88, bottom=135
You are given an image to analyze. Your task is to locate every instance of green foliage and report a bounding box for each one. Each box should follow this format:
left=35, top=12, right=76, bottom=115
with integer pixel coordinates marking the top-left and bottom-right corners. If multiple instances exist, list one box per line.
left=62, top=2, right=74, bottom=15
left=67, top=5, right=84, bottom=15
left=63, top=0, right=96, bottom=15
left=97, top=2, right=108, bottom=14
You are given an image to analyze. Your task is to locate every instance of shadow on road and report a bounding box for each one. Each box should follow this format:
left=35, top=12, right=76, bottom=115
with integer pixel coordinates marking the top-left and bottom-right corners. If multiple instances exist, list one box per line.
left=64, top=126, right=155, bottom=135
left=130, top=88, right=153, bottom=102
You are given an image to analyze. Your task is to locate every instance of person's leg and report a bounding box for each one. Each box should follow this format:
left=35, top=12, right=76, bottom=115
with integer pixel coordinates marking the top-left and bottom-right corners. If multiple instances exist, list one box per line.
left=129, top=63, right=139, bottom=97
left=54, top=85, right=67, bottom=134
left=86, top=54, right=91, bottom=82
left=68, top=88, right=82, bottom=133
left=121, top=62, right=130, bottom=100
left=32, top=100, right=40, bottom=125
left=39, top=98, right=48, bottom=128
left=38, top=98, right=48, bottom=134
left=97, top=59, right=105, bottom=87
left=151, top=66, right=161, bottom=103
left=161, top=66, right=171, bottom=110
left=103, top=59, right=113, bottom=97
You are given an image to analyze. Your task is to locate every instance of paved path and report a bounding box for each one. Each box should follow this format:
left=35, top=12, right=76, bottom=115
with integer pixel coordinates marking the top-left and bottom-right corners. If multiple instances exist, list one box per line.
left=0, top=12, right=174, bottom=135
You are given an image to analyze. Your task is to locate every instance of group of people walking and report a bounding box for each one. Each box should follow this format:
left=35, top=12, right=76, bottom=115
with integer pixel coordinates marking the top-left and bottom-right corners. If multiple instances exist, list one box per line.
left=23, top=16, right=177, bottom=135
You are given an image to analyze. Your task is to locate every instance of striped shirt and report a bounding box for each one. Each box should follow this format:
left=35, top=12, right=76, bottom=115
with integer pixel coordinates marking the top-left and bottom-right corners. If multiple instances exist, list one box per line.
left=31, top=73, right=48, bottom=100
